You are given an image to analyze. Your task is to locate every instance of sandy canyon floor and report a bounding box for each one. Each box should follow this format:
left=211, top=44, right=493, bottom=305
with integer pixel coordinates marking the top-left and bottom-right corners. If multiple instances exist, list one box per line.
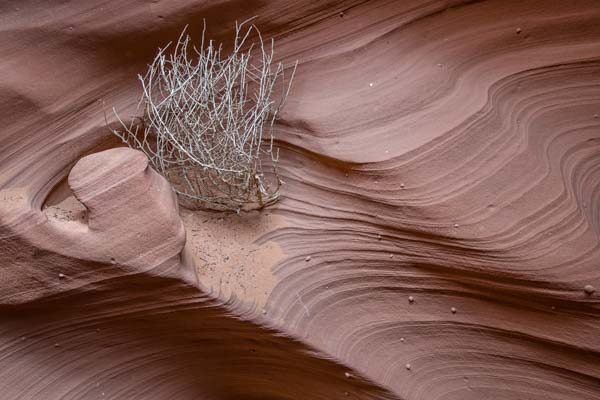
left=1, top=1, right=600, bottom=399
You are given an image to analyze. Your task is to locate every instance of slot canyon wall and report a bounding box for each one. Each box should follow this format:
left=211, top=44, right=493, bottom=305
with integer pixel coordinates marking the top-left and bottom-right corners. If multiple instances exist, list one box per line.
left=1, top=1, right=599, bottom=399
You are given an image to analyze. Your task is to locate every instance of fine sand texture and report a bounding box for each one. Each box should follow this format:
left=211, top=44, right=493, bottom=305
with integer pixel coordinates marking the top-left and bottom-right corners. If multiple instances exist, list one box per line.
left=1, top=1, right=600, bottom=399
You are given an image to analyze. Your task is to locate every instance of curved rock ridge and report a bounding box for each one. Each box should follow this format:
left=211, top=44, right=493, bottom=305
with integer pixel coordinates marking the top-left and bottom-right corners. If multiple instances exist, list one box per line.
left=1, top=0, right=600, bottom=399
left=1, top=147, right=188, bottom=305
left=0, top=148, right=398, bottom=399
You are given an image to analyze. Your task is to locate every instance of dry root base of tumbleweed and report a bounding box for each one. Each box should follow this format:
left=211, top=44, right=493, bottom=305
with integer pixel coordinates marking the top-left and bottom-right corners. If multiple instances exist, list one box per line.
left=110, top=19, right=296, bottom=212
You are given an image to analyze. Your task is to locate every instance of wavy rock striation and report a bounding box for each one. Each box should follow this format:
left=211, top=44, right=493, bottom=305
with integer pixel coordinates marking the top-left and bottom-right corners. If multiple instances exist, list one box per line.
left=0, top=148, right=397, bottom=399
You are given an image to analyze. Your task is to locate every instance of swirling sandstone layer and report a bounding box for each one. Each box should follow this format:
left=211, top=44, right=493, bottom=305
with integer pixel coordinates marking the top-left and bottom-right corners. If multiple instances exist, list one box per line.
left=1, top=0, right=600, bottom=399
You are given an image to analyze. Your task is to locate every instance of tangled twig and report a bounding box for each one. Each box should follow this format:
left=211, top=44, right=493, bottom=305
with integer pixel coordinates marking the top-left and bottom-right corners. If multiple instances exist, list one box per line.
left=110, top=19, right=296, bottom=212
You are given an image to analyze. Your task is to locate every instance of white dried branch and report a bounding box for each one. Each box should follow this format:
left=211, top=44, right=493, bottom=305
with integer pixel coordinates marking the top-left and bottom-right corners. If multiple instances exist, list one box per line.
left=110, top=19, right=296, bottom=212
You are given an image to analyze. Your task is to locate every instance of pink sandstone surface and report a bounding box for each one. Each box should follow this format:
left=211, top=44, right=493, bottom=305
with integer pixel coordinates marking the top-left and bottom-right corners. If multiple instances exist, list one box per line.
left=1, top=1, right=599, bottom=399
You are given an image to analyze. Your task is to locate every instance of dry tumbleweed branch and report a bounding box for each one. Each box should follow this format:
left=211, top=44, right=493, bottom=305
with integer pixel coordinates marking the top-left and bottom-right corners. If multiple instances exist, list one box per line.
left=110, top=19, right=296, bottom=212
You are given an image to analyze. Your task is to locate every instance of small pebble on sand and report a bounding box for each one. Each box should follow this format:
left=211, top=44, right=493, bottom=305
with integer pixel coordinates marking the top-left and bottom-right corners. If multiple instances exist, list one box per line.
left=369, top=82, right=374, bottom=87
left=400, top=183, right=405, bottom=189
left=516, top=27, right=522, bottom=34
left=400, top=337, right=405, bottom=342
left=305, top=256, right=311, bottom=262
left=345, top=372, right=351, bottom=378
left=58, top=273, right=66, bottom=279
left=406, top=363, right=411, bottom=370
left=451, top=307, right=457, bottom=314
left=408, top=296, right=415, bottom=303
left=584, top=285, right=595, bottom=295
left=454, top=223, right=459, bottom=228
